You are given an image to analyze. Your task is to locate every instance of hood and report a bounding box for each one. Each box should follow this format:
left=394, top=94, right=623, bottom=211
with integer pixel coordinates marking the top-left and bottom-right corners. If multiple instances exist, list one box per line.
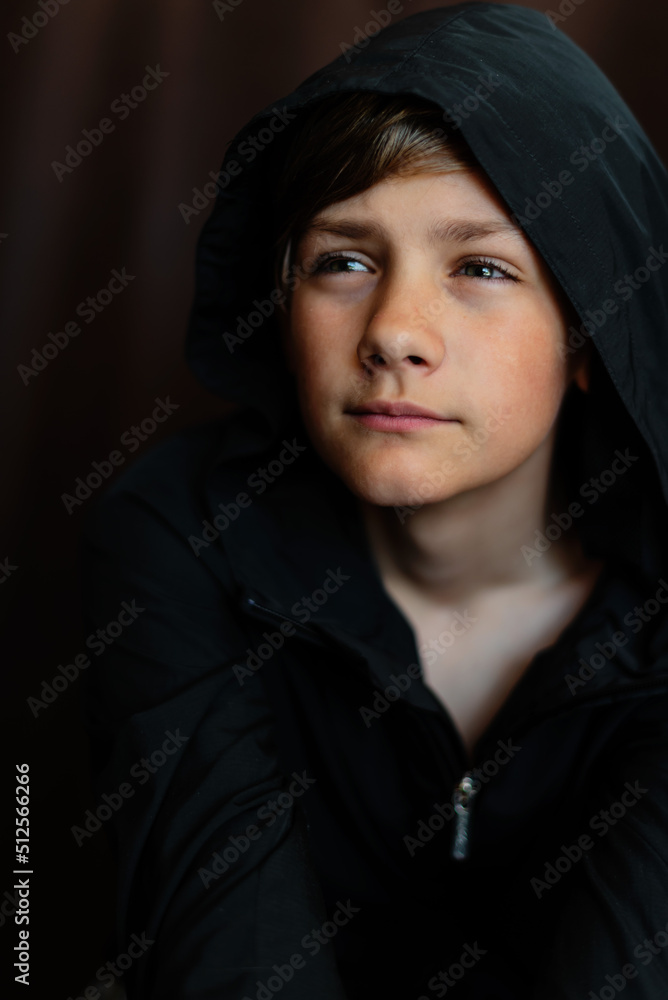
left=185, top=1, right=668, bottom=576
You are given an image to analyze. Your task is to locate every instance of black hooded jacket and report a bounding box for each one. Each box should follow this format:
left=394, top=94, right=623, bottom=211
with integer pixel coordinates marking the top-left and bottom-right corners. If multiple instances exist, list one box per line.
left=81, top=4, right=668, bottom=997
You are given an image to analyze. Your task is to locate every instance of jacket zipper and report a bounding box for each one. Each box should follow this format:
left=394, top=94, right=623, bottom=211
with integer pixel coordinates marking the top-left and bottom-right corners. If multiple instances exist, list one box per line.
left=446, top=677, right=668, bottom=863
left=451, top=772, right=480, bottom=861
left=246, top=591, right=483, bottom=860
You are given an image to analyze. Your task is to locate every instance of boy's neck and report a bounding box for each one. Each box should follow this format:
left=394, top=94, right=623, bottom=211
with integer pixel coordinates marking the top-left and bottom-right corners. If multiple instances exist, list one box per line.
left=356, top=433, right=593, bottom=606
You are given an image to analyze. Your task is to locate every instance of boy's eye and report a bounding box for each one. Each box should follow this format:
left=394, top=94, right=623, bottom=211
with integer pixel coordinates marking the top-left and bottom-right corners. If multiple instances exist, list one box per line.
left=458, top=260, right=515, bottom=280
left=312, top=254, right=369, bottom=274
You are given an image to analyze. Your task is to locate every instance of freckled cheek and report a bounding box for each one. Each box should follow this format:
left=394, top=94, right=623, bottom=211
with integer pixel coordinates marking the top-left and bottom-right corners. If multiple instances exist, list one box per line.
left=288, top=300, right=355, bottom=389
left=286, top=311, right=351, bottom=432
left=467, top=321, right=568, bottom=424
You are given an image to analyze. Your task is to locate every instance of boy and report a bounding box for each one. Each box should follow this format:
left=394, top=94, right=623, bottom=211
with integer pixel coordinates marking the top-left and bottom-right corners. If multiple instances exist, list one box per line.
left=82, top=4, right=668, bottom=997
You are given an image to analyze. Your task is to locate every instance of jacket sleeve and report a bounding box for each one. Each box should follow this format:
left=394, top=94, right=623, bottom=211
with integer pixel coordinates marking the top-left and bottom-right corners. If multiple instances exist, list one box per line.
left=78, top=470, right=349, bottom=1000
left=530, top=693, right=668, bottom=999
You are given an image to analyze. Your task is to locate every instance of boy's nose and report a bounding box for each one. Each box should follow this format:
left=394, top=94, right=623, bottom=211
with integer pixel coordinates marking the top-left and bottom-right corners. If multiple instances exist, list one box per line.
left=357, top=276, right=446, bottom=376
left=360, top=348, right=427, bottom=375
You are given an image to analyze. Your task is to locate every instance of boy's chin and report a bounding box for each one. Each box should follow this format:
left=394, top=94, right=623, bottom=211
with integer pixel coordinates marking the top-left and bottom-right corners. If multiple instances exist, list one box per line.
left=334, top=462, right=461, bottom=509
left=311, top=437, right=478, bottom=508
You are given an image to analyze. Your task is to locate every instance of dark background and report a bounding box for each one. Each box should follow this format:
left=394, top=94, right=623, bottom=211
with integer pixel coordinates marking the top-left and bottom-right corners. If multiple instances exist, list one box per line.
left=1, top=0, right=666, bottom=995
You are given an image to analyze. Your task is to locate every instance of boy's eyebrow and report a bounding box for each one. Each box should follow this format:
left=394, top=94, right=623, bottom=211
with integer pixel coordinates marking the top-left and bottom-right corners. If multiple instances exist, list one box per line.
left=303, top=217, right=525, bottom=245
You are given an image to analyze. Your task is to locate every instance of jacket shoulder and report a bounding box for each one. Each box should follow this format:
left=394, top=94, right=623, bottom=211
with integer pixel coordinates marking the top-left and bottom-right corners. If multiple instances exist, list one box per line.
left=84, top=418, right=223, bottom=516
left=79, top=418, right=242, bottom=606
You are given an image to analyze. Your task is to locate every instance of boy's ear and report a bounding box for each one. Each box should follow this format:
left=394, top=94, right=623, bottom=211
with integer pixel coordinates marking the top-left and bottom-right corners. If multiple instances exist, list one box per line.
left=574, top=358, right=589, bottom=393
left=572, top=336, right=592, bottom=393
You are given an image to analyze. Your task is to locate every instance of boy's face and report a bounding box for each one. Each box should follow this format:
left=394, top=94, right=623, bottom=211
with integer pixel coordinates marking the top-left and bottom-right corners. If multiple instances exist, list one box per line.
left=282, top=168, right=587, bottom=508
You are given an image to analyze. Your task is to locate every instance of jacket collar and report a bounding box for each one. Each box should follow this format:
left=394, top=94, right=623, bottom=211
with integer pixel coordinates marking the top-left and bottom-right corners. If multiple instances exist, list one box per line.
left=199, top=414, right=668, bottom=753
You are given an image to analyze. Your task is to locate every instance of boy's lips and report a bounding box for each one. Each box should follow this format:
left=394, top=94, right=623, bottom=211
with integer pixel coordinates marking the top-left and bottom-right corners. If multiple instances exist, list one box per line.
left=347, top=400, right=453, bottom=420
left=346, top=400, right=459, bottom=431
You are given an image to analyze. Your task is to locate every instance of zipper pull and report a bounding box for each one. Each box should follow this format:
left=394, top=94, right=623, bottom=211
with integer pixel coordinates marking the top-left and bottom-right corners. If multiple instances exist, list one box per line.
left=451, top=773, right=480, bottom=862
